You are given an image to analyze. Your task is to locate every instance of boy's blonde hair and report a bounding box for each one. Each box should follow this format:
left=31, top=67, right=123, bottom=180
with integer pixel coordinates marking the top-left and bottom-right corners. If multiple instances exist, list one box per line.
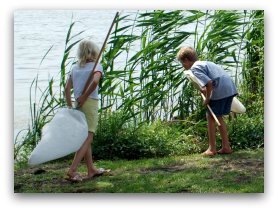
left=176, top=47, right=198, bottom=62
left=77, top=40, right=100, bottom=67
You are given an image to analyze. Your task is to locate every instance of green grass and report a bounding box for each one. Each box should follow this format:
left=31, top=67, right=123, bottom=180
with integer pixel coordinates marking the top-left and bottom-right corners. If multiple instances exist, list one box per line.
left=14, top=148, right=264, bottom=193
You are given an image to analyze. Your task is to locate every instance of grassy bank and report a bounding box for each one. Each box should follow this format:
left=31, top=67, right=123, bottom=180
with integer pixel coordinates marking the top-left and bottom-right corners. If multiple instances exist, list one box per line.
left=14, top=148, right=263, bottom=193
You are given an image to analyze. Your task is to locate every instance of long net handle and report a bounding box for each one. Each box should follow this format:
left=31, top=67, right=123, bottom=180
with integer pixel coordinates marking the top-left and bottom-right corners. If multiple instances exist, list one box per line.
left=184, top=71, right=221, bottom=126
left=82, top=12, right=119, bottom=95
left=200, top=93, right=221, bottom=126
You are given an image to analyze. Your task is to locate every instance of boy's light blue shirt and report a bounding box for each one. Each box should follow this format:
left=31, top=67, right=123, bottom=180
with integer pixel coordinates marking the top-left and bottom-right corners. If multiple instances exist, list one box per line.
left=190, top=61, right=238, bottom=100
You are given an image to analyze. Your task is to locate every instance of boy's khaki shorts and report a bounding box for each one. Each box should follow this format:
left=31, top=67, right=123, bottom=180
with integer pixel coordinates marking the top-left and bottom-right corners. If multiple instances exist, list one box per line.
left=77, top=98, right=99, bottom=133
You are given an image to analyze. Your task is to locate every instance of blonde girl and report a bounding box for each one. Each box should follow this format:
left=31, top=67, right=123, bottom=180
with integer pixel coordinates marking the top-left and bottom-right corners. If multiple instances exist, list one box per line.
left=65, top=40, right=106, bottom=181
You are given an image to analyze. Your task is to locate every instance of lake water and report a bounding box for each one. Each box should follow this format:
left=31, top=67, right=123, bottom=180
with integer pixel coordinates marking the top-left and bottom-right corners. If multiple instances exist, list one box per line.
left=14, top=10, right=122, bottom=138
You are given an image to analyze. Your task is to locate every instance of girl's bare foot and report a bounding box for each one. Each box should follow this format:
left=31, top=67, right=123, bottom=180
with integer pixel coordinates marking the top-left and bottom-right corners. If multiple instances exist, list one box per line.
left=67, top=169, right=74, bottom=178
left=202, top=149, right=217, bottom=156
left=218, top=148, right=233, bottom=154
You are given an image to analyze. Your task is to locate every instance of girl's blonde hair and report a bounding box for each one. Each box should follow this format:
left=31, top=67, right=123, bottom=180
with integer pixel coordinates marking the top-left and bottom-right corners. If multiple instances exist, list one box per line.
left=77, top=40, right=100, bottom=67
left=176, top=47, right=198, bottom=62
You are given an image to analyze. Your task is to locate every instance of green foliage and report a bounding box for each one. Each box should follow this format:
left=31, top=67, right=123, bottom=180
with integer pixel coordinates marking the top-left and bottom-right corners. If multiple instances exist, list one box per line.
left=101, top=10, right=203, bottom=124
left=93, top=101, right=264, bottom=160
left=241, top=10, right=264, bottom=101
left=100, top=10, right=262, bottom=127
left=93, top=110, right=133, bottom=159
left=229, top=114, right=264, bottom=149
left=229, top=99, right=264, bottom=149
left=196, top=10, right=246, bottom=68
left=93, top=110, right=208, bottom=160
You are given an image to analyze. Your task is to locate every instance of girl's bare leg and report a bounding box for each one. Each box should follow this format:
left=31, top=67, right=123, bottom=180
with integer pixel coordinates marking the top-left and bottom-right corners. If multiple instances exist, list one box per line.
left=67, top=132, right=93, bottom=177
left=84, top=132, right=98, bottom=177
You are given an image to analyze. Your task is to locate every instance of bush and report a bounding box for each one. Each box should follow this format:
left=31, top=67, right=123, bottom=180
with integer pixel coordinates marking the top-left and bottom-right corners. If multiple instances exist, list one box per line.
left=228, top=98, right=264, bottom=149
left=93, top=102, right=264, bottom=160
left=229, top=114, right=264, bottom=149
left=93, top=110, right=208, bottom=160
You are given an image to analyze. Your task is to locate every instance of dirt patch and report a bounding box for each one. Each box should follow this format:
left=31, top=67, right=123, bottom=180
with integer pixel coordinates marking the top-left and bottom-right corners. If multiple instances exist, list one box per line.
left=140, top=164, right=188, bottom=174
left=219, top=159, right=264, bottom=172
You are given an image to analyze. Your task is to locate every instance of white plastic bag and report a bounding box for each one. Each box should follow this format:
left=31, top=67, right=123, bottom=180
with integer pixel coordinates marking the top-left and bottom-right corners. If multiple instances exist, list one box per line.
left=28, top=108, right=88, bottom=165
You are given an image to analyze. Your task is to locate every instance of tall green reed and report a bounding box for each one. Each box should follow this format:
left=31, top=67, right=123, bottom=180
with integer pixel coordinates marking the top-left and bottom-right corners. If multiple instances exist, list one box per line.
left=100, top=10, right=253, bottom=125
left=241, top=10, right=264, bottom=102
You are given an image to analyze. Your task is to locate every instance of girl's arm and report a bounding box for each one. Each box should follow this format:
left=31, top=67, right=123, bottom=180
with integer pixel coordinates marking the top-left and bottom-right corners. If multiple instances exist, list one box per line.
left=65, top=76, right=73, bottom=108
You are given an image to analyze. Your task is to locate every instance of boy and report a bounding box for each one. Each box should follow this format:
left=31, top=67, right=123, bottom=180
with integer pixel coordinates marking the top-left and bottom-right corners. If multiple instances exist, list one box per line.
left=177, top=47, right=237, bottom=156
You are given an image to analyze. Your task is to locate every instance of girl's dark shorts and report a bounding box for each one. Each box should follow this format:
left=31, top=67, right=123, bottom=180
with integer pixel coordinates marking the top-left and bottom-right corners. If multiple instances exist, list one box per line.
left=208, top=95, right=236, bottom=116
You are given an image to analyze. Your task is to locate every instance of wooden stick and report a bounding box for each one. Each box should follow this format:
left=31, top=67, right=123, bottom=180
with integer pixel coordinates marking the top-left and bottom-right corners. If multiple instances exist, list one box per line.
left=82, top=12, right=119, bottom=95
left=184, top=71, right=221, bottom=126
left=200, top=92, right=221, bottom=126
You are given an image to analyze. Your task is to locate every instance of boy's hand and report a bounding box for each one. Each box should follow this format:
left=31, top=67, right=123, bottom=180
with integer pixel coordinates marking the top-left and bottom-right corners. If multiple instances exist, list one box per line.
left=201, top=88, right=207, bottom=96
left=203, top=97, right=210, bottom=106
left=203, top=80, right=212, bottom=106
left=200, top=92, right=210, bottom=106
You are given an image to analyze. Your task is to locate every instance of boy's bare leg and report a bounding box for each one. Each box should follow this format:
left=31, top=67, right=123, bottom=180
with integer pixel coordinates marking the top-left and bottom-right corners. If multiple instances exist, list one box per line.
left=84, top=132, right=98, bottom=177
left=217, top=116, right=233, bottom=154
left=67, top=132, right=93, bottom=177
left=203, top=113, right=217, bottom=156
